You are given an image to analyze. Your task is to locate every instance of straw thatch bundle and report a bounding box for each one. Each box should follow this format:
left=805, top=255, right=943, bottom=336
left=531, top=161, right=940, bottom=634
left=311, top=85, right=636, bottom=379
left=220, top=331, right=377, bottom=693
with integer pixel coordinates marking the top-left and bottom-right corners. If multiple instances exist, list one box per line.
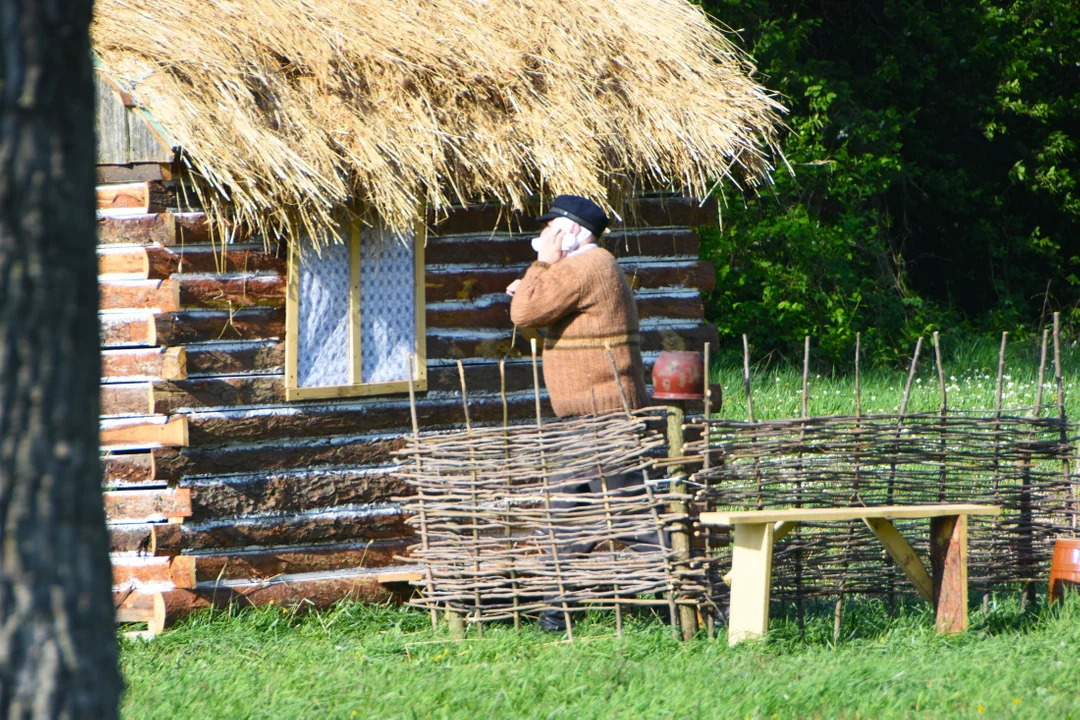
left=92, top=0, right=784, bottom=246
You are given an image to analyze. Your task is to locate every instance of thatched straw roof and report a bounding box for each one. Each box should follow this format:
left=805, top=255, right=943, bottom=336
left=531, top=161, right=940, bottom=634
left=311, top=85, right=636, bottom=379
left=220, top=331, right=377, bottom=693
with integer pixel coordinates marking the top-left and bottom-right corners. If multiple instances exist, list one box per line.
left=92, top=0, right=784, bottom=245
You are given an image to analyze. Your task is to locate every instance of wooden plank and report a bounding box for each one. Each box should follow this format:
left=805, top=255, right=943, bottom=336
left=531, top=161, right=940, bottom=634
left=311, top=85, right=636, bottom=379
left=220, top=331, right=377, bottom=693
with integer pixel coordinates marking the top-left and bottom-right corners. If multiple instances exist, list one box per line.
left=101, top=383, right=154, bottom=417
left=126, top=108, right=173, bottom=164
left=155, top=309, right=285, bottom=345
left=96, top=163, right=172, bottom=184
left=151, top=437, right=405, bottom=482
left=109, top=525, right=156, bottom=554
left=100, top=279, right=180, bottom=312
left=431, top=197, right=717, bottom=236
left=187, top=471, right=410, bottom=521
left=186, top=342, right=281, bottom=377
left=701, top=505, right=1001, bottom=526
left=98, top=247, right=150, bottom=277
left=153, top=377, right=284, bottom=414
left=156, top=363, right=536, bottom=414
left=100, top=313, right=156, bottom=348
left=101, top=452, right=156, bottom=487
left=931, top=515, right=968, bottom=634
left=177, top=276, right=285, bottom=310
left=773, top=520, right=799, bottom=543
left=193, top=539, right=414, bottom=582
left=144, top=245, right=284, bottom=279
left=97, top=182, right=151, bottom=212
left=864, top=518, right=933, bottom=602
left=96, top=212, right=213, bottom=246
left=425, top=293, right=702, bottom=329
left=112, top=555, right=196, bottom=589
left=115, top=607, right=156, bottom=624
left=426, top=324, right=718, bottom=360
left=413, top=213, right=428, bottom=380
left=425, top=261, right=715, bottom=302
left=182, top=394, right=551, bottom=448
left=349, top=224, right=363, bottom=384
left=101, top=415, right=188, bottom=449
left=104, top=488, right=192, bottom=523
left=727, top=522, right=774, bottom=646
left=97, top=213, right=177, bottom=246
left=150, top=510, right=412, bottom=555
left=377, top=570, right=422, bottom=583
left=102, top=347, right=186, bottom=381
left=424, top=229, right=699, bottom=266
left=149, top=573, right=407, bottom=627
left=606, top=229, right=701, bottom=258
left=95, top=73, right=132, bottom=164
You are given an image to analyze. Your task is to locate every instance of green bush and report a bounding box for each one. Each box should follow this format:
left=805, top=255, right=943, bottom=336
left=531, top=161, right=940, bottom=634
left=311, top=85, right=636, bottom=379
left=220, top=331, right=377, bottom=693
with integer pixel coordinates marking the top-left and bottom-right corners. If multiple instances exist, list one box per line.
left=698, top=0, right=1080, bottom=365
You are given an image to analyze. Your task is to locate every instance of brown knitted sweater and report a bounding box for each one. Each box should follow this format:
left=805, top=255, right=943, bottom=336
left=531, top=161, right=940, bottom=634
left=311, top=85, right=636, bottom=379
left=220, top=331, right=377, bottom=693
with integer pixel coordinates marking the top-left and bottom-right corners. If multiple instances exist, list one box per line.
left=510, top=247, right=647, bottom=416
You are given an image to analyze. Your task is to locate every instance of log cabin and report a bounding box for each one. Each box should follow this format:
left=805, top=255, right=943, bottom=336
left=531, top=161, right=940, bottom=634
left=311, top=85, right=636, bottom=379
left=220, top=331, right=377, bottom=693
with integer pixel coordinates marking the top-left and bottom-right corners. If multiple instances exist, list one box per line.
left=91, top=0, right=782, bottom=627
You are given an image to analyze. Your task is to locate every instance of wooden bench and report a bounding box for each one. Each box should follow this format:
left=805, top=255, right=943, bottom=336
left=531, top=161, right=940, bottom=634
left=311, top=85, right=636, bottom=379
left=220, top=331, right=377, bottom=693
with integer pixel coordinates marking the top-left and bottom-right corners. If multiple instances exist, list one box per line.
left=699, top=504, right=1001, bottom=646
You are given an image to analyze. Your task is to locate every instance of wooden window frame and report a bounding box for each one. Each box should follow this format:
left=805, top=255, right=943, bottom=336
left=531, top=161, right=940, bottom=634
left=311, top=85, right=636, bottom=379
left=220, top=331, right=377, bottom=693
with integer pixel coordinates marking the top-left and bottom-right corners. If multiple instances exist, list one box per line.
left=284, top=217, right=427, bottom=401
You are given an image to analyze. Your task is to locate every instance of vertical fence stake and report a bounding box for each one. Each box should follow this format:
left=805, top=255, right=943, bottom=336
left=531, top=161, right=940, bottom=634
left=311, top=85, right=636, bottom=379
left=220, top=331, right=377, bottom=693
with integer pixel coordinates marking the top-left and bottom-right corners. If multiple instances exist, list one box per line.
left=887, top=337, right=923, bottom=615
left=702, top=341, right=715, bottom=638
left=532, top=339, right=574, bottom=640
left=498, top=359, right=522, bottom=630
left=457, top=360, right=484, bottom=636
left=407, top=354, right=440, bottom=632
left=1052, top=314, right=1074, bottom=531
left=794, top=336, right=810, bottom=635
left=835, top=333, right=862, bottom=645
left=1020, top=330, right=1049, bottom=610
left=982, top=333, right=1008, bottom=617
left=665, top=397, right=697, bottom=641
left=590, top=390, right=623, bottom=638
left=743, top=335, right=762, bottom=512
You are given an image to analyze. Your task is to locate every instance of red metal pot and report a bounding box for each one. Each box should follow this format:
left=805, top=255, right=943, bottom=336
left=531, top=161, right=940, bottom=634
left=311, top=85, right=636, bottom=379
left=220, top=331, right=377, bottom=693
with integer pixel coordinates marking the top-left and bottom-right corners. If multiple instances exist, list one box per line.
left=1050, top=537, right=1080, bottom=603
left=651, top=350, right=704, bottom=400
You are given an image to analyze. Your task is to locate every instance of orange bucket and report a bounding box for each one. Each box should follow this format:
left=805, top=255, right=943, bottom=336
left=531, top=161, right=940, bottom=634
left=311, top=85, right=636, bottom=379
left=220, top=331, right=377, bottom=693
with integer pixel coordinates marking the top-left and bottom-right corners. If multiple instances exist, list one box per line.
left=1049, top=537, right=1080, bottom=603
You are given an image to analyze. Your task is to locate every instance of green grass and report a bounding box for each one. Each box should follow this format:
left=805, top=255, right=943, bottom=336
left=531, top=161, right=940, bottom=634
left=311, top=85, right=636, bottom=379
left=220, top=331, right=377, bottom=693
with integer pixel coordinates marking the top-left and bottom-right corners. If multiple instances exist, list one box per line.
left=121, top=594, right=1080, bottom=719
left=120, top=337, right=1080, bottom=719
left=711, top=335, right=1080, bottom=420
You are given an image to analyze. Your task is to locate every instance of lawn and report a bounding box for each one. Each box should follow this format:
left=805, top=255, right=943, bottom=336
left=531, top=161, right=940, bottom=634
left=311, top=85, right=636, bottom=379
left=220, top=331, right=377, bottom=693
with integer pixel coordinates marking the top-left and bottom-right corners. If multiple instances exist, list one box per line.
left=120, top=336, right=1080, bottom=718
left=121, top=594, right=1080, bottom=719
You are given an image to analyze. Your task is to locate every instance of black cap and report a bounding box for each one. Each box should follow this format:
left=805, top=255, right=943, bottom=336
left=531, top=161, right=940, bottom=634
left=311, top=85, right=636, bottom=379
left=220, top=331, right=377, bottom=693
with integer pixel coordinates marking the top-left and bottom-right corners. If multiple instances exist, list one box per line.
left=536, top=195, right=609, bottom=238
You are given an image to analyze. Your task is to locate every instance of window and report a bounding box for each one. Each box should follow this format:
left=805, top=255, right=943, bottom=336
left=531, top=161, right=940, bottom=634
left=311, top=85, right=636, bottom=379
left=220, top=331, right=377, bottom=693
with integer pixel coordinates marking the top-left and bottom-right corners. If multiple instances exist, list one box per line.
left=285, top=218, right=426, bottom=400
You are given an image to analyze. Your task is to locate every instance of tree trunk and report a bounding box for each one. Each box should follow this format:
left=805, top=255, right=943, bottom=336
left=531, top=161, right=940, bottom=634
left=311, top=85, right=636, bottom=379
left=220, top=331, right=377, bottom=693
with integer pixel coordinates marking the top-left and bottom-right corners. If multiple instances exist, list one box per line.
left=1, top=0, right=123, bottom=717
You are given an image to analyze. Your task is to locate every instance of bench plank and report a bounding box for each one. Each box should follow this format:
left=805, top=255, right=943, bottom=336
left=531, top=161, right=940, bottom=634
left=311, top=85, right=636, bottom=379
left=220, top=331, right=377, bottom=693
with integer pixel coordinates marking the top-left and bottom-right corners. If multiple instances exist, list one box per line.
left=931, top=515, right=968, bottom=633
left=701, top=504, right=1000, bottom=526
left=727, top=522, right=774, bottom=646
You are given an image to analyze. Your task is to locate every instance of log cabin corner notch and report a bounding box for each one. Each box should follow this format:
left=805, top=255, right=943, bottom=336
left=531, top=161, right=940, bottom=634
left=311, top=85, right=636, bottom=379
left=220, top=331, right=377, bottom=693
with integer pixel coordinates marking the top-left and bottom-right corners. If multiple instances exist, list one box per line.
left=284, top=215, right=428, bottom=401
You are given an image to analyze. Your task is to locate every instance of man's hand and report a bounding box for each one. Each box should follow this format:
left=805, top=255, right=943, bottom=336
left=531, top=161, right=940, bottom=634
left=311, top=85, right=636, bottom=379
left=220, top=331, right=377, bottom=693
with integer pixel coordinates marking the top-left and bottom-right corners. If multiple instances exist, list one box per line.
left=536, top=221, right=580, bottom=265
left=506, top=279, right=521, bottom=296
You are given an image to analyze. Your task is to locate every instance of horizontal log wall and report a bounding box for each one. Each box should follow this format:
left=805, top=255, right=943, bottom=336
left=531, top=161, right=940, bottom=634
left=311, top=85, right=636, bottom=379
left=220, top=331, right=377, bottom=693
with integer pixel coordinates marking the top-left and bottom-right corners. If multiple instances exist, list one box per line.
left=99, top=196, right=718, bottom=617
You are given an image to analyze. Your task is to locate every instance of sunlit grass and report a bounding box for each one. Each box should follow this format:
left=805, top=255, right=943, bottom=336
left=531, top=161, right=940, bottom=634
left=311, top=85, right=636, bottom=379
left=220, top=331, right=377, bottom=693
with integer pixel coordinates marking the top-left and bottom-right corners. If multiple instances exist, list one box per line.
left=711, top=335, right=1080, bottom=420
left=120, top=593, right=1080, bottom=719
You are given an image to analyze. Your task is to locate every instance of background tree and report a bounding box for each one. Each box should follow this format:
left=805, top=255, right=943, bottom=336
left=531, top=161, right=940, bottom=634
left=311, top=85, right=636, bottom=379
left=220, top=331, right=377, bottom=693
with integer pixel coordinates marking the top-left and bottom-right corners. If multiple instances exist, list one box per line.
left=699, top=0, right=1080, bottom=364
left=0, top=0, right=122, bottom=716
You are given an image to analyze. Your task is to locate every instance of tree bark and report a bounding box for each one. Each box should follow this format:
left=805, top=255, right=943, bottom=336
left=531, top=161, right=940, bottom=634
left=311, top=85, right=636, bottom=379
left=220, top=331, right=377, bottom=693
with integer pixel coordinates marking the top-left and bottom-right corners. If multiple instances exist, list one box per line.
left=1, top=0, right=123, bottom=717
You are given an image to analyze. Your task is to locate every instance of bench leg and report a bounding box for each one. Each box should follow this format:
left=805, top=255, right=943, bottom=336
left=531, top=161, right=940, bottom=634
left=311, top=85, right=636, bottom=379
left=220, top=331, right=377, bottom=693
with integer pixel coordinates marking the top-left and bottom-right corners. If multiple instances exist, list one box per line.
left=727, top=522, right=774, bottom=646
left=930, top=514, right=968, bottom=633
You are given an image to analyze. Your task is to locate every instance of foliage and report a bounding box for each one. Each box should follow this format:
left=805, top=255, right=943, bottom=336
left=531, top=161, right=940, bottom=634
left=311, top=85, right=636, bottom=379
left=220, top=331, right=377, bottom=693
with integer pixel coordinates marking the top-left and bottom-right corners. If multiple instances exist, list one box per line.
left=120, top=593, right=1080, bottom=718
left=697, top=0, right=1080, bottom=365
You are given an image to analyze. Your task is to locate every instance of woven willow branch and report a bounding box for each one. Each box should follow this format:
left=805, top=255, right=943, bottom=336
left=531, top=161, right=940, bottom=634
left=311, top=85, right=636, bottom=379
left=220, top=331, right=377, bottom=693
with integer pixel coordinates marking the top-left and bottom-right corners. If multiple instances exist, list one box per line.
left=394, top=410, right=719, bottom=625
left=686, top=411, right=1079, bottom=601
